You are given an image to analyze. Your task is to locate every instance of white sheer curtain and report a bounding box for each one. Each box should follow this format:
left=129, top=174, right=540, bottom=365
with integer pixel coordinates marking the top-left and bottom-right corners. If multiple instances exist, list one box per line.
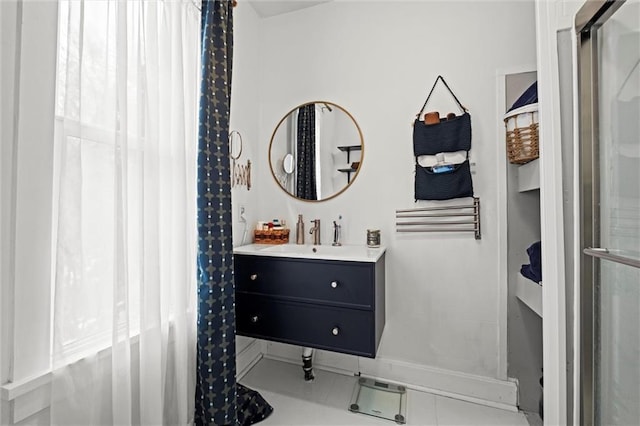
left=51, top=1, right=200, bottom=424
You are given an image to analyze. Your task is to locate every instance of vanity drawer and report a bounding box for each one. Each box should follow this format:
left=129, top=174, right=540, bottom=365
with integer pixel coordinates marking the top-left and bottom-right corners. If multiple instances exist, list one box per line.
left=234, top=255, right=374, bottom=309
left=236, top=293, right=376, bottom=358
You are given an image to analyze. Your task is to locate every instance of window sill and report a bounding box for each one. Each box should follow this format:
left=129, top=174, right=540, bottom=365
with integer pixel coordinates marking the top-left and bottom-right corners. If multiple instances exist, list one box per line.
left=0, top=333, right=142, bottom=424
left=0, top=370, right=51, bottom=403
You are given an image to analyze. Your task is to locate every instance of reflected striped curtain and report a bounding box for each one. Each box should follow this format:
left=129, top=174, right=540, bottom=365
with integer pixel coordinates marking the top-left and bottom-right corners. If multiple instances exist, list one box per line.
left=295, top=104, right=317, bottom=200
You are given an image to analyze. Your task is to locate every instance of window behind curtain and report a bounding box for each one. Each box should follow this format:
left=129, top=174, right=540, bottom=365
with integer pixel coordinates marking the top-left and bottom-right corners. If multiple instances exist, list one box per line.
left=53, top=0, right=150, bottom=363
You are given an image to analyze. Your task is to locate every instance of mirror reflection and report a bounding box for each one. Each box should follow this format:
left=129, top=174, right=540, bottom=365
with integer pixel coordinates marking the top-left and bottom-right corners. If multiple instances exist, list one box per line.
left=269, top=101, right=363, bottom=201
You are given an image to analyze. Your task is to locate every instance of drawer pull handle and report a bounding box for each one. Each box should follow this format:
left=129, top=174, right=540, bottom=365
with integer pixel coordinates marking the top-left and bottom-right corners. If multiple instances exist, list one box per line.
left=332, top=327, right=340, bottom=336
left=251, top=315, right=259, bottom=323
left=330, top=281, right=338, bottom=288
left=250, top=274, right=258, bottom=281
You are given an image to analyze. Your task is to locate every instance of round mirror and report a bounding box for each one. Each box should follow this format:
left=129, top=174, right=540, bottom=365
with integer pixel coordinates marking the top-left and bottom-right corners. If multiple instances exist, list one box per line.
left=269, top=101, right=364, bottom=201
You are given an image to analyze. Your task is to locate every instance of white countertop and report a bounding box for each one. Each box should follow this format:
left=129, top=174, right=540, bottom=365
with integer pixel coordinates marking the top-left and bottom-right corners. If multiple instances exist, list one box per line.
left=233, top=243, right=386, bottom=263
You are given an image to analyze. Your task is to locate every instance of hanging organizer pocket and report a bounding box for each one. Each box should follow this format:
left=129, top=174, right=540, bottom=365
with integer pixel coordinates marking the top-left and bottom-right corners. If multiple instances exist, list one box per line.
left=413, top=113, right=471, bottom=155
left=413, top=75, right=472, bottom=155
left=414, top=159, right=474, bottom=201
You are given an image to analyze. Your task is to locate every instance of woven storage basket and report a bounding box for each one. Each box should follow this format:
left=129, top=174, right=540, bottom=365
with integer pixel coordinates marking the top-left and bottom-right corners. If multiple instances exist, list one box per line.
left=254, top=229, right=290, bottom=244
left=504, top=103, right=539, bottom=164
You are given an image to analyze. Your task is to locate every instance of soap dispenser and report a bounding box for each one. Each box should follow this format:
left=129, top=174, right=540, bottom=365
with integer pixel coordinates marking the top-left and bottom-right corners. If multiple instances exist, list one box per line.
left=296, top=214, right=305, bottom=245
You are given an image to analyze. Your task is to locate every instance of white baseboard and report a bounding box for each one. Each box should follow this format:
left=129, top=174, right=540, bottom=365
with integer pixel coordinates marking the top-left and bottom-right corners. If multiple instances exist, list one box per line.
left=236, top=339, right=264, bottom=380
left=358, top=356, right=519, bottom=412
left=262, top=342, right=519, bottom=412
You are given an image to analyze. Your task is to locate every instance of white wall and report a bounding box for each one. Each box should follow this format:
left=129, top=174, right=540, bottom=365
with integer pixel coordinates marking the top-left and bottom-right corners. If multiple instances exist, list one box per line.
left=230, top=2, right=263, bottom=357
left=236, top=0, right=537, bottom=384
left=230, top=1, right=262, bottom=249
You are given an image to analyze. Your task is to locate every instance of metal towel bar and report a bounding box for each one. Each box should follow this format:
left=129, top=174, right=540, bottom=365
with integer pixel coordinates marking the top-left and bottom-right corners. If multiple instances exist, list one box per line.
left=395, top=197, right=481, bottom=240
left=583, top=248, right=640, bottom=269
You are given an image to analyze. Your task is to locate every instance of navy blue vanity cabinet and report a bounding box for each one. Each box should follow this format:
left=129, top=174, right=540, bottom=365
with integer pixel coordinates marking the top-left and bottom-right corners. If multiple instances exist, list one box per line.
left=234, top=253, right=385, bottom=358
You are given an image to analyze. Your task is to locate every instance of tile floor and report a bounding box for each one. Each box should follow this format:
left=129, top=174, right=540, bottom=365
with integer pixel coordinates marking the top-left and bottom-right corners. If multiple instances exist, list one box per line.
left=240, top=357, right=532, bottom=426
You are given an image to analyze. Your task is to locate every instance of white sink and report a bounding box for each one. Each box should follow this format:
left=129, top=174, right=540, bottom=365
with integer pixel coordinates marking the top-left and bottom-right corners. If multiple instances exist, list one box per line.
left=233, top=243, right=385, bottom=262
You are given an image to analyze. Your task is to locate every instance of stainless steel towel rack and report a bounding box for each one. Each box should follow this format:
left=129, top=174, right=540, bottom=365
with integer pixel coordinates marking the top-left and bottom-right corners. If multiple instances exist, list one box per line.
left=395, top=197, right=481, bottom=240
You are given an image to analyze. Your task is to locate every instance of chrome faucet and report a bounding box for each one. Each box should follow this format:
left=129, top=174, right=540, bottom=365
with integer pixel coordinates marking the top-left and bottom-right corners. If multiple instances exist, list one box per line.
left=332, top=221, right=342, bottom=246
left=309, top=219, right=321, bottom=245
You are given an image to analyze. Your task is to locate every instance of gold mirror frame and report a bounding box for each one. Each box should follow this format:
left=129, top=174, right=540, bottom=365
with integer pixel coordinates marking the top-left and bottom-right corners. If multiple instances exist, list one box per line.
left=268, top=101, right=364, bottom=202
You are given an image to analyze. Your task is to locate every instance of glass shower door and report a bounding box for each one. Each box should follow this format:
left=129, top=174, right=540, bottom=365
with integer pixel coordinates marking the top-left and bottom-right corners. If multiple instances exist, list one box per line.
left=577, top=0, right=640, bottom=424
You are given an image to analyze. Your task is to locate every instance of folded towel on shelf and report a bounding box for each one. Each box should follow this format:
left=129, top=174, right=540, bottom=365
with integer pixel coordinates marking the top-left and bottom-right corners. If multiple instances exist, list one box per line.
left=520, top=240, right=542, bottom=283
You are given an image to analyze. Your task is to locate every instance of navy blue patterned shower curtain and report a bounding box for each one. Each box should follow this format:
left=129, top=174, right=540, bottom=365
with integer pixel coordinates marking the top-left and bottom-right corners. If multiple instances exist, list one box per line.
left=195, top=2, right=273, bottom=425
left=195, top=1, right=236, bottom=424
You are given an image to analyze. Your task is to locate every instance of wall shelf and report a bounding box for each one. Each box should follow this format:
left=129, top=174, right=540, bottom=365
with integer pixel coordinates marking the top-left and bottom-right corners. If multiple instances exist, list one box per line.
left=338, top=167, right=358, bottom=183
left=515, top=274, right=542, bottom=317
left=518, top=158, right=540, bottom=192
left=337, top=145, right=361, bottom=183
left=337, top=145, right=361, bottom=163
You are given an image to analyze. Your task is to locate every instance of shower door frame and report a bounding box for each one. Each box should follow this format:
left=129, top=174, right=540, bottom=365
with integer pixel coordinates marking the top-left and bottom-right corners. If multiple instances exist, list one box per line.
left=575, top=1, right=630, bottom=425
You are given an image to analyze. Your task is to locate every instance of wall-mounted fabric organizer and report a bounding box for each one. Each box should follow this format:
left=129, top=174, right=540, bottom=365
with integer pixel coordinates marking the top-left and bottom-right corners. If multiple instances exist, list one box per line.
left=412, top=76, right=474, bottom=202
left=395, top=197, right=481, bottom=240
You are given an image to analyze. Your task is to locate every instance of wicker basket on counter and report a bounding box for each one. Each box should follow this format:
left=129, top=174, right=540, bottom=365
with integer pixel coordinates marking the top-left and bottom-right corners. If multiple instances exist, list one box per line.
left=254, top=229, right=290, bottom=244
left=504, top=103, right=539, bottom=164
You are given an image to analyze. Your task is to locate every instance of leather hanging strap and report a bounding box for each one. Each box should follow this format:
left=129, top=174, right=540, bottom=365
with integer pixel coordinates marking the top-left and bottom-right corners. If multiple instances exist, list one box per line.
left=416, top=75, right=468, bottom=118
